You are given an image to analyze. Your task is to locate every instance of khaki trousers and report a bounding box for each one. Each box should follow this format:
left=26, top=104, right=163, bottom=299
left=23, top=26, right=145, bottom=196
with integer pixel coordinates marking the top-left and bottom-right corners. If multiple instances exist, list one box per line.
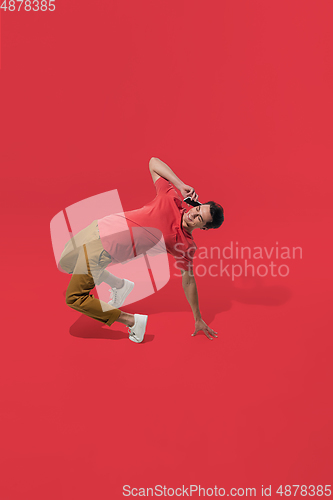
left=59, top=220, right=121, bottom=326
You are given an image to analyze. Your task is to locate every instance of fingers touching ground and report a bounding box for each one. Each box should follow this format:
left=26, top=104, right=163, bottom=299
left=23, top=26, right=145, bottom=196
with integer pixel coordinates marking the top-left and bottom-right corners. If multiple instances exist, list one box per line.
left=192, top=328, right=218, bottom=340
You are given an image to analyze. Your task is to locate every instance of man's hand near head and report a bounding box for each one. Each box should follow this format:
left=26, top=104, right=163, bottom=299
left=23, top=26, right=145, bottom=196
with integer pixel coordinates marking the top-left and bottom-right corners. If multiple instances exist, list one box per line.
left=179, top=184, right=199, bottom=202
left=149, top=157, right=198, bottom=201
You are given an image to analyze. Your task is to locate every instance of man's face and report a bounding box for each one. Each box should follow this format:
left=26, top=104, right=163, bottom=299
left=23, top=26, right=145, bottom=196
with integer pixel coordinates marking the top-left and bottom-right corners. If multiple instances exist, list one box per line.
left=183, top=204, right=213, bottom=232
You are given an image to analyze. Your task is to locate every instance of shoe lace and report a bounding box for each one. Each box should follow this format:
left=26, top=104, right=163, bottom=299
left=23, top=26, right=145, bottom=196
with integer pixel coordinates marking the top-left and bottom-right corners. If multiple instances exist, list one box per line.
left=128, top=327, right=136, bottom=339
left=128, top=321, right=136, bottom=337
left=109, top=287, right=117, bottom=302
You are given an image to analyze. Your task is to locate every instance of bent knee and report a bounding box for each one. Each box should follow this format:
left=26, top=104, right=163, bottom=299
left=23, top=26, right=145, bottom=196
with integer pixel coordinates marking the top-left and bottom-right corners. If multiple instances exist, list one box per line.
left=66, top=288, right=91, bottom=310
left=66, top=290, right=80, bottom=307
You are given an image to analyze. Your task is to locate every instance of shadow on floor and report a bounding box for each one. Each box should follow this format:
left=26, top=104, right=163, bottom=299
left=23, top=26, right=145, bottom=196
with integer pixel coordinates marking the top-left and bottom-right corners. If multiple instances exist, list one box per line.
left=65, top=274, right=292, bottom=341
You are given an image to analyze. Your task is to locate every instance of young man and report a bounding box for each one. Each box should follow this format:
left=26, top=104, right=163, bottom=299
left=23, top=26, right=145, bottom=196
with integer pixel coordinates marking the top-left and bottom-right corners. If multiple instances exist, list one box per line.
left=59, top=157, right=224, bottom=343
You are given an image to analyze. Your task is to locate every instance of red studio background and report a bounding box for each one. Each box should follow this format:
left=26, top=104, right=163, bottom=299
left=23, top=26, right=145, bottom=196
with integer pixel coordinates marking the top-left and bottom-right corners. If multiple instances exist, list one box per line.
left=0, top=1, right=332, bottom=499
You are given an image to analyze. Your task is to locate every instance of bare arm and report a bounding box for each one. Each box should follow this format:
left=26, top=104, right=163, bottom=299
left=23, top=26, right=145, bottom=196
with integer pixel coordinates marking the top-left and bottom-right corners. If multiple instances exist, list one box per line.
left=149, top=157, right=198, bottom=201
left=149, top=157, right=183, bottom=189
left=181, top=270, right=218, bottom=340
left=182, top=269, right=202, bottom=321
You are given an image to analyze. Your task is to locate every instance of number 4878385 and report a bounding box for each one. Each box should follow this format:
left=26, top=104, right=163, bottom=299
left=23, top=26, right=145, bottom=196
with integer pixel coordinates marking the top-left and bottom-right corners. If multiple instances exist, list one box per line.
left=1, top=0, right=55, bottom=11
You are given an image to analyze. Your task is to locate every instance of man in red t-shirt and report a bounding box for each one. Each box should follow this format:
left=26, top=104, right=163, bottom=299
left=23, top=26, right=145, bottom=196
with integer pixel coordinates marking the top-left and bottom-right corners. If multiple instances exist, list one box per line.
left=98, top=167, right=198, bottom=272
left=60, top=157, right=224, bottom=343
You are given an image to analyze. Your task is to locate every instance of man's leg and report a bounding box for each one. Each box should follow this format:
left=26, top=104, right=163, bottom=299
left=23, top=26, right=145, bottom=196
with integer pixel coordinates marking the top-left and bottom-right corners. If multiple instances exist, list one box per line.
left=93, top=250, right=134, bottom=308
left=98, top=269, right=124, bottom=289
left=65, top=242, right=122, bottom=326
left=59, top=220, right=126, bottom=290
left=65, top=243, right=143, bottom=334
left=60, top=221, right=145, bottom=337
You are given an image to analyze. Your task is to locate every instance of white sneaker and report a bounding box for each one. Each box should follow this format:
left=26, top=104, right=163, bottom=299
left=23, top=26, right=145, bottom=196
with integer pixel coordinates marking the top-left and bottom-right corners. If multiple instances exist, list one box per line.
left=128, top=314, right=148, bottom=343
left=108, top=279, right=134, bottom=308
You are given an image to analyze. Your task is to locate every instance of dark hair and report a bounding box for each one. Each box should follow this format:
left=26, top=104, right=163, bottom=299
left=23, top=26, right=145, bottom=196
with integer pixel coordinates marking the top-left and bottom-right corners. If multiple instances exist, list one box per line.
left=203, top=201, right=224, bottom=229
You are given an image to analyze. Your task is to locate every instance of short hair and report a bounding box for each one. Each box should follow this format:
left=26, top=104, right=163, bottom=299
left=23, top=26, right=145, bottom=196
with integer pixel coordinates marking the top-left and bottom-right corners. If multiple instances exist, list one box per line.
left=203, top=201, right=224, bottom=229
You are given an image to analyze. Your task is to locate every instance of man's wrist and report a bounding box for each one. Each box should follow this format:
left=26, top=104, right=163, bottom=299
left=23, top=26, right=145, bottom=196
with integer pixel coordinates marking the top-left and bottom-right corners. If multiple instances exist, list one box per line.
left=174, top=180, right=184, bottom=191
left=194, top=315, right=202, bottom=322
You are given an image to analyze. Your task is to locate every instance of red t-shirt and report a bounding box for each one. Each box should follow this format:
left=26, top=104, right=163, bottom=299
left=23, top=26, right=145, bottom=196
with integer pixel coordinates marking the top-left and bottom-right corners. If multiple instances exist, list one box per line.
left=97, top=177, right=196, bottom=271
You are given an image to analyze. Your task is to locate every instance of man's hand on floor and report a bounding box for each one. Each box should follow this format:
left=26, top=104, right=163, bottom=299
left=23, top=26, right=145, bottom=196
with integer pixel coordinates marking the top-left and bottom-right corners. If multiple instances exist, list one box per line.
left=192, top=318, right=218, bottom=340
